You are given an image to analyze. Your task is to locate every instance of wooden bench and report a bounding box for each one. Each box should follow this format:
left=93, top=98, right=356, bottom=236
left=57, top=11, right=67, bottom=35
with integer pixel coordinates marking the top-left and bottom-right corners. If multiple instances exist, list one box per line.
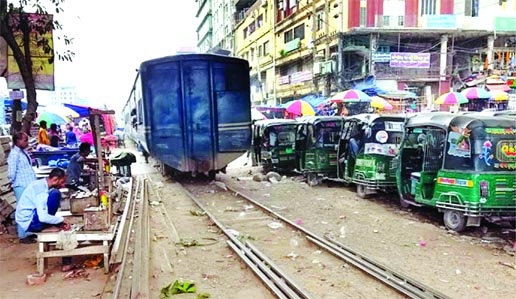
left=36, top=230, right=115, bottom=274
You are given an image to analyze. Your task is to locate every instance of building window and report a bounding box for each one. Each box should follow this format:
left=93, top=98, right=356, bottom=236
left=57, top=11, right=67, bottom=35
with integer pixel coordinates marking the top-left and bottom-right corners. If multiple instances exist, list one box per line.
left=360, top=7, right=366, bottom=26
left=243, top=28, right=248, bottom=39
left=258, top=45, right=262, bottom=57
left=398, top=16, right=404, bottom=26
left=284, top=25, right=305, bottom=43
left=257, top=14, right=263, bottom=28
left=263, top=41, right=270, bottom=56
left=316, top=8, right=324, bottom=31
left=421, top=0, right=436, bottom=15
left=465, top=0, right=479, bottom=16
left=284, top=30, right=293, bottom=43
left=293, top=24, right=305, bottom=40
left=383, top=16, right=390, bottom=26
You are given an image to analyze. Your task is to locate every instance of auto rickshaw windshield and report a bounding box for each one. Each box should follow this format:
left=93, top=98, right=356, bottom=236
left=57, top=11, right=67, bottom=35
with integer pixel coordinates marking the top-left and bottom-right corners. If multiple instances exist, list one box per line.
left=443, top=122, right=516, bottom=172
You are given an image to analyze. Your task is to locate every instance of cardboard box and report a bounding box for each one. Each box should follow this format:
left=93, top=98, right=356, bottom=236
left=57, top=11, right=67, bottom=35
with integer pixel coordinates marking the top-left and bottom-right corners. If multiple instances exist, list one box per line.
left=70, top=196, right=98, bottom=214
left=83, top=208, right=108, bottom=231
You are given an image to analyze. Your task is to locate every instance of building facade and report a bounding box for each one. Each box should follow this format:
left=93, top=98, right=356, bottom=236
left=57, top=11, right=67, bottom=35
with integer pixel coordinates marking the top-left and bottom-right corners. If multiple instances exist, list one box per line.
left=200, top=0, right=516, bottom=107
left=195, top=0, right=236, bottom=54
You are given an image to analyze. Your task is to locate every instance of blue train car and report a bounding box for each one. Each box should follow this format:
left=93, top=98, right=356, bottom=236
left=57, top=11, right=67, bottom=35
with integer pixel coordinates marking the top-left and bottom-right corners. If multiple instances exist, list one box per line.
left=124, top=54, right=252, bottom=176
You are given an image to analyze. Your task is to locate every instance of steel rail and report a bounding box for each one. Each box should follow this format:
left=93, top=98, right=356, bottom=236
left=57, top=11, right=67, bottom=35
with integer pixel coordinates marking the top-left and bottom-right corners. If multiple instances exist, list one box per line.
left=111, top=177, right=140, bottom=299
left=179, top=185, right=314, bottom=299
left=224, top=184, right=450, bottom=299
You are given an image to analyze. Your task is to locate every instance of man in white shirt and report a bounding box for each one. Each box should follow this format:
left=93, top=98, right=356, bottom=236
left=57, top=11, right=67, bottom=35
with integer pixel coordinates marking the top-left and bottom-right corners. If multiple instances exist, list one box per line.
left=15, top=168, right=70, bottom=243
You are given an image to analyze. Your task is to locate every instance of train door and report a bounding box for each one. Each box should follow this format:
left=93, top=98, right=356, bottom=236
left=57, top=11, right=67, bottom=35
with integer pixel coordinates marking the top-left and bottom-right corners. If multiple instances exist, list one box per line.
left=143, top=60, right=185, bottom=170
left=182, top=60, right=214, bottom=172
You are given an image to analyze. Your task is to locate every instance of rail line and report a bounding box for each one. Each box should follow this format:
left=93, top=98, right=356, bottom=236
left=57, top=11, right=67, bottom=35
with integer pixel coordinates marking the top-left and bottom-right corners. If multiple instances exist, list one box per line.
left=179, top=181, right=450, bottom=299
left=106, top=176, right=150, bottom=299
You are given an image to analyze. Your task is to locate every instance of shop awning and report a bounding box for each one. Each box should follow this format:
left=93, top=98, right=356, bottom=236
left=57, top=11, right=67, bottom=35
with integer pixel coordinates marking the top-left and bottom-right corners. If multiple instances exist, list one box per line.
left=485, top=84, right=510, bottom=92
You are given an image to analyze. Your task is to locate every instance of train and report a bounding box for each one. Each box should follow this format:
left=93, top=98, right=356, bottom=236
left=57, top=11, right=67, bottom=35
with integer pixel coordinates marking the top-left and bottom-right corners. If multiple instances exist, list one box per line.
left=121, top=54, right=252, bottom=178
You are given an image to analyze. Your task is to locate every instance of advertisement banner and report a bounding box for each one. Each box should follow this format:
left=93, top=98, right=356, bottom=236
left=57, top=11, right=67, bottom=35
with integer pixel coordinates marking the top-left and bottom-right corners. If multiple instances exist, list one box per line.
left=6, top=13, right=55, bottom=91
left=0, top=38, right=7, bottom=77
left=389, top=52, right=431, bottom=69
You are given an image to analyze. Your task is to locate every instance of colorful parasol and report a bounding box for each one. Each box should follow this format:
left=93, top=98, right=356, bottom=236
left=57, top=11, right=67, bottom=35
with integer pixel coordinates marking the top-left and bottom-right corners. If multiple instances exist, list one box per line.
left=370, top=96, right=393, bottom=110
left=328, top=89, right=371, bottom=103
left=434, top=92, right=469, bottom=105
left=460, top=87, right=491, bottom=99
left=489, top=90, right=509, bottom=101
left=284, top=100, right=315, bottom=116
left=36, top=111, right=71, bottom=125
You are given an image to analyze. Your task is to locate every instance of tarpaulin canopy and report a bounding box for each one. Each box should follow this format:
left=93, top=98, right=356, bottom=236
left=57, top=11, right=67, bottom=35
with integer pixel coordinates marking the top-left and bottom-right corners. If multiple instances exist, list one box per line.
left=63, top=103, right=91, bottom=117
left=63, top=103, right=116, bottom=135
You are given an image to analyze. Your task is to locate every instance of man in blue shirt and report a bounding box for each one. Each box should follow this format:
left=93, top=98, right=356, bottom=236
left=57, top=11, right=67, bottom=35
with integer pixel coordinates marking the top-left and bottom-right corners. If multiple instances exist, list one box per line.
left=65, top=123, right=78, bottom=146
left=8, top=132, right=37, bottom=202
left=15, top=168, right=70, bottom=243
left=65, top=142, right=92, bottom=190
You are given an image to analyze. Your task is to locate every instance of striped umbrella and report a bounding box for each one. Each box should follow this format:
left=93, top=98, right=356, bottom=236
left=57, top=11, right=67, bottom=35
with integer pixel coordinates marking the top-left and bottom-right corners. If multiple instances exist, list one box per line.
left=328, top=89, right=371, bottom=103
left=370, top=96, right=393, bottom=110
left=434, top=92, right=469, bottom=105
left=460, top=87, right=491, bottom=99
left=489, top=90, right=509, bottom=101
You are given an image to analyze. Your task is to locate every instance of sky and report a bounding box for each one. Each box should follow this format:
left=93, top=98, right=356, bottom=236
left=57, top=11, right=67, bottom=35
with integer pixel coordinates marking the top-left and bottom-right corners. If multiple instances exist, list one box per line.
left=38, top=0, right=198, bottom=111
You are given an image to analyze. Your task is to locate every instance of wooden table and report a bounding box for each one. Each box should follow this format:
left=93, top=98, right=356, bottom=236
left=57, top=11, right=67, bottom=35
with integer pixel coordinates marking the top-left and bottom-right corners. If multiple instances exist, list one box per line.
left=36, top=230, right=115, bottom=274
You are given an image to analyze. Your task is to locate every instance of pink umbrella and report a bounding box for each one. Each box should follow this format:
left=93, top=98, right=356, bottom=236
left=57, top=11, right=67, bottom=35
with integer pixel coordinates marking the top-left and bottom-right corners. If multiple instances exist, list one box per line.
left=284, top=100, right=315, bottom=116
left=328, top=89, right=371, bottom=103
left=460, top=87, right=490, bottom=99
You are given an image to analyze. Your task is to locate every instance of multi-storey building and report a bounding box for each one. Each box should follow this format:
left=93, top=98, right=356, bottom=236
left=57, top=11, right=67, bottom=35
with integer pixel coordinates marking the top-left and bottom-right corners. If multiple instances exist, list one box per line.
left=195, top=0, right=236, bottom=54
left=221, top=0, right=516, bottom=106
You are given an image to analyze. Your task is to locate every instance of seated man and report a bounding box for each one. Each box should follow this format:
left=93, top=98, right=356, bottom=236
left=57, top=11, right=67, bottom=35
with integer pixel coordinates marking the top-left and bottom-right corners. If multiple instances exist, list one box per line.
left=65, top=142, right=93, bottom=190
left=15, top=168, right=70, bottom=243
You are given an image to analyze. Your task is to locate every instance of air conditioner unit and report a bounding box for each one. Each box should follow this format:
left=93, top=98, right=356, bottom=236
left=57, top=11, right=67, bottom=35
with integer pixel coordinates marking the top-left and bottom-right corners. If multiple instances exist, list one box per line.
left=322, top=61, right=336, bottom=74
left=313, top=62, right=322, bottom=75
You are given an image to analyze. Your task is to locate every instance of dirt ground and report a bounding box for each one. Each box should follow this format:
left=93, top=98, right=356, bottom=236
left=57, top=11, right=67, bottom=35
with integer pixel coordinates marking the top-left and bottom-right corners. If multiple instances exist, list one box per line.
left=1, top=151, right=515, bottom=299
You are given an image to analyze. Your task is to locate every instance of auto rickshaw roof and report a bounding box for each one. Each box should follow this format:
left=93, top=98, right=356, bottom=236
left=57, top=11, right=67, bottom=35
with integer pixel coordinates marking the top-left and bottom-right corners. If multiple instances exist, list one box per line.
left=254, top=118, right=298, bottom=127
left=345, top=113, right=409, bottom=124
left=296, top=115, right=344, bottom=125
left=451, top=114, right=516, bottom=130
left=406, top=112, right=516, bottom=131
left=405, top=112, right=456, bottom=129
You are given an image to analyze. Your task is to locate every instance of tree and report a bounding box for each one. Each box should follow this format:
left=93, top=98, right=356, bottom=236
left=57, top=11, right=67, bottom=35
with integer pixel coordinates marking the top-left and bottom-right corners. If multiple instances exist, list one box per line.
left=0, top=0, right=73, bottom=135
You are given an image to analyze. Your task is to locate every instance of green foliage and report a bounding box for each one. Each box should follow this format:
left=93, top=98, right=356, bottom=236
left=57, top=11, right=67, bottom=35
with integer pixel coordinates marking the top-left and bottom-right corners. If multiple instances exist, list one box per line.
left=159, top=280, right=197, bottom=298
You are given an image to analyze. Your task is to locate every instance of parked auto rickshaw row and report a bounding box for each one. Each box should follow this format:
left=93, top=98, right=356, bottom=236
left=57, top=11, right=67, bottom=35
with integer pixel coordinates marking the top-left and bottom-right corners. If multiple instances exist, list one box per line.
left=252, top=111, right=516, bottom=232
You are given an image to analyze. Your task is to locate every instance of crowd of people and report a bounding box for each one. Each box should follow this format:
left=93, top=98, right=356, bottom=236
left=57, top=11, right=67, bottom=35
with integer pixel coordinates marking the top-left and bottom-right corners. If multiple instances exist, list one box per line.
left=36, top=119, right=92, bottom=149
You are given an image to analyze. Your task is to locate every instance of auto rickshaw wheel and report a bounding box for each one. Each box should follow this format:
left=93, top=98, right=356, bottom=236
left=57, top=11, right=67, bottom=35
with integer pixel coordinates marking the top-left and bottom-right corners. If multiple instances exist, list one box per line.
left=307, top=173, right=318, bottom=186
left=399, top=197, right=410, bottom=208
left=356, top=184, right=368, bottom=198
left=443, top=210, right=467, bottom=232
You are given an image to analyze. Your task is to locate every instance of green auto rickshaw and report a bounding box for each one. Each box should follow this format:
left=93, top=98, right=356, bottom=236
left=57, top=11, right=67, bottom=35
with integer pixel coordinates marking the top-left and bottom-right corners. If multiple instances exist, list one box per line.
left=295, top=116, right=344, bottom=185
left=337, top=113, right=406, bottom=198
left=253, top=119, right=298, bottom=172
left=397, top=112, right=516, bottom=232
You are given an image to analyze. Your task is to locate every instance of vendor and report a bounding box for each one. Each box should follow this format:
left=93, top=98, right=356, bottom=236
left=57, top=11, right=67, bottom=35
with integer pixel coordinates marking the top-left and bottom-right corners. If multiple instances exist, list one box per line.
left=65, top=142, right=94, bottom=190
left=15, top=168, right=70, bottom=243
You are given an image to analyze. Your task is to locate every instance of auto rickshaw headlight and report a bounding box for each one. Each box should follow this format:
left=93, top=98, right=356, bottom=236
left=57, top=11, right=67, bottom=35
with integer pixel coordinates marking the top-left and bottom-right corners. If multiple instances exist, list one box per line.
left=479, top=180, right=489, bottom=198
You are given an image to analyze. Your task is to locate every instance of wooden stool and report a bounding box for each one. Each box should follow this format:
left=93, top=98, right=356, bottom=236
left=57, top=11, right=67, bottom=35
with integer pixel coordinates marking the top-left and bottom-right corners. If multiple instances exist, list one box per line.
left=36, top=231, right=114, bottom=274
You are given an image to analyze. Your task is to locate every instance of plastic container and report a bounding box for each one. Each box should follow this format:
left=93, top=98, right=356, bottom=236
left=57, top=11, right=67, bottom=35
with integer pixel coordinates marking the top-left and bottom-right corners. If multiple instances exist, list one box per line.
left=100, top=191, right=108, bottom=208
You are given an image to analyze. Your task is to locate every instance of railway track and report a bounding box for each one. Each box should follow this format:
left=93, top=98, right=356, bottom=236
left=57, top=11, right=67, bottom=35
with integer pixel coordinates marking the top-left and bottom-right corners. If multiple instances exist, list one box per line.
left=103, top=176, right=150, bottom=299
left=103, top=172, right=513, bottom=298
left=179, top=179, right=450, bottom=299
